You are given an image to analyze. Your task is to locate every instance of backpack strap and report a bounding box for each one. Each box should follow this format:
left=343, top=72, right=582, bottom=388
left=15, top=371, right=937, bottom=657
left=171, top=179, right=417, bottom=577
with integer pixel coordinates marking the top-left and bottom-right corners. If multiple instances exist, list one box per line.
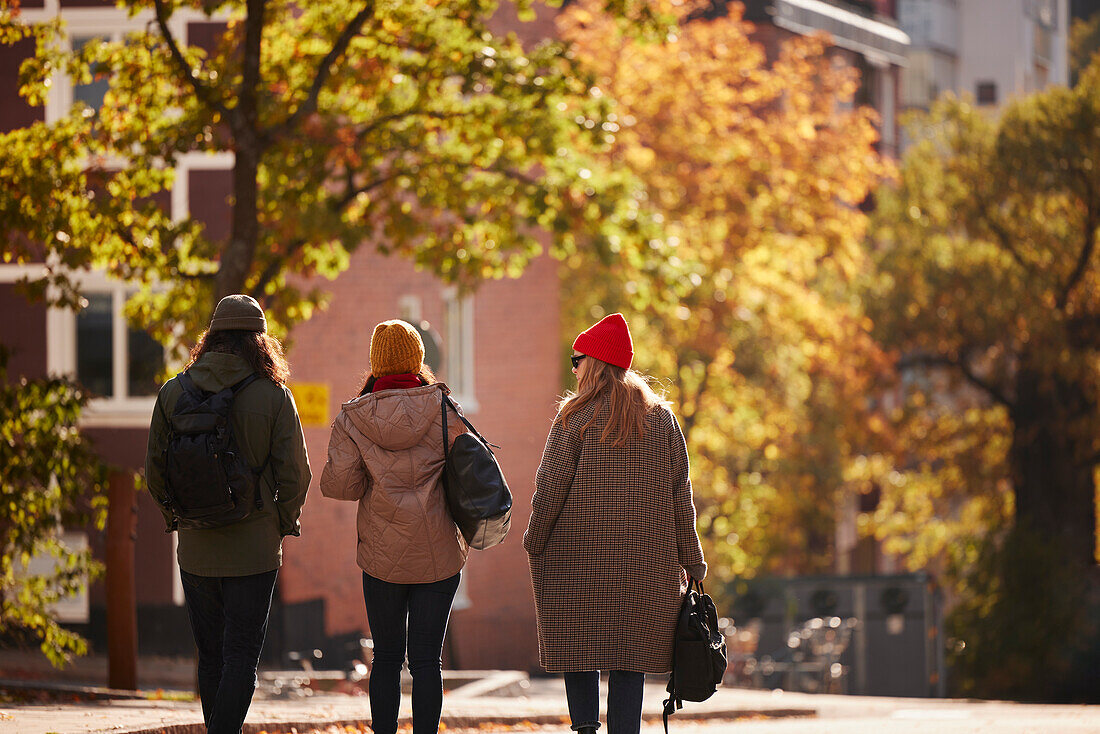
left=177, top=371, right=205, bottom=399
left=230, top=373, right=261, bottom=394
left=662, top=674, right=682, bottom=734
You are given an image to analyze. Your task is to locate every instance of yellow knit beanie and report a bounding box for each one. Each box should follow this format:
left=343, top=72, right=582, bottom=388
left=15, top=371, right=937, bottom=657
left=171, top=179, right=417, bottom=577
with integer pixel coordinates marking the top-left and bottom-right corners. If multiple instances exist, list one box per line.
left=370, top=320, right=425, bottom=377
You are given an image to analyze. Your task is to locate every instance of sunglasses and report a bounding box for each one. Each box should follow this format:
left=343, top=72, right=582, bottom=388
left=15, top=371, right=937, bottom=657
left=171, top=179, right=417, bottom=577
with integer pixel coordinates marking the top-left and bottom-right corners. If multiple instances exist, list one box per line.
left=570, top=354, right=586, bottom=369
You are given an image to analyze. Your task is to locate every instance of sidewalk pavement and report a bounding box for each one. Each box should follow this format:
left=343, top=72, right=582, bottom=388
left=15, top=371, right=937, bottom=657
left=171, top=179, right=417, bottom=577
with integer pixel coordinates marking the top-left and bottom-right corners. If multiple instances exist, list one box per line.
left=0, top=675, right=814, bottom=734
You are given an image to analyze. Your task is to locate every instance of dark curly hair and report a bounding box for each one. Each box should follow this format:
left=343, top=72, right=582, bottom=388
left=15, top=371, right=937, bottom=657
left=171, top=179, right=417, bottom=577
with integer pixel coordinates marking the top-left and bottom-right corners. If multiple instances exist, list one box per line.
left=188, top=329, right=291, bottom=385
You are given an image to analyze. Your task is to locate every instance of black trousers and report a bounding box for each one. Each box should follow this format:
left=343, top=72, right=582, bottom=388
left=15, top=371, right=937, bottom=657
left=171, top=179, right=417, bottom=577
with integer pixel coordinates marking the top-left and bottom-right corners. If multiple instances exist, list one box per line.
left=362, top=571, right=462, bottom=734
left=181, top=568, right=278, bottom=734
left=564, top=670, right=646, bottom=734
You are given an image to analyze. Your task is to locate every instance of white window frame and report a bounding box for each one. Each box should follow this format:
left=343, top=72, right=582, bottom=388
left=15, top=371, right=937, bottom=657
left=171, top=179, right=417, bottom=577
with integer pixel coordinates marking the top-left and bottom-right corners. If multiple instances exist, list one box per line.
left=43, top=271, right=162, bottom=426
left=442, top=287, right=477, bottom=413
left=0, top=265, right=161, bottom=426
left=11, top=6, right=236, bottom=428
left=20, top=529, right=91, bottom=624
left=17, top=2, right=230, bottom=126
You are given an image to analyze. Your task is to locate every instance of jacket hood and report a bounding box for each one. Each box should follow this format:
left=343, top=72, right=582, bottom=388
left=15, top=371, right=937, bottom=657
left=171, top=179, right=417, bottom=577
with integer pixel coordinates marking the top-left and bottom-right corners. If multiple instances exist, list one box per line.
left=341, top=383, right=445, bottom=451
left=187, top=352, right=256, bottom=392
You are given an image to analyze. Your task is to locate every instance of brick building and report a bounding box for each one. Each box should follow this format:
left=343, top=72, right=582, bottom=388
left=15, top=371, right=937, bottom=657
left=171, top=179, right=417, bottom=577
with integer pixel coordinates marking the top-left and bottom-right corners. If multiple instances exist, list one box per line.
left=1, top=0, right=562, bottom=672
left=2, top=0, right=915, bottom=675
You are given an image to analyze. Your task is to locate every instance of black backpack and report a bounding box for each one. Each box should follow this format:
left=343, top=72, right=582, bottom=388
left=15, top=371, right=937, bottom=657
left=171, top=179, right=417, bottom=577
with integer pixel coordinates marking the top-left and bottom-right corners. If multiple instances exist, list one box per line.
left=160, top=371, right=267, bottom=531
left=663, top=580, right=728, bottom=733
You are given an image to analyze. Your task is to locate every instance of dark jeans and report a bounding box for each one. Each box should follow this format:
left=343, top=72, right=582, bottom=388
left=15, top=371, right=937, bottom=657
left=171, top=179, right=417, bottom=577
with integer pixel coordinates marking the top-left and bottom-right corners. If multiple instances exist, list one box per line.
left=564, top=670, right=646, bottom=734
left=362, top=571, right=462, bottom=734
left=181, top=569, right=278, bottom=734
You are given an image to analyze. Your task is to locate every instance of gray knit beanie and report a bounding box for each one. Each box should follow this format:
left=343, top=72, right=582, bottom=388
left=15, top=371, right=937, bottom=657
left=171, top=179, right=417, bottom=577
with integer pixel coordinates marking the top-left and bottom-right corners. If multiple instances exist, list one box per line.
left=208, top=294, right=267, bottom=333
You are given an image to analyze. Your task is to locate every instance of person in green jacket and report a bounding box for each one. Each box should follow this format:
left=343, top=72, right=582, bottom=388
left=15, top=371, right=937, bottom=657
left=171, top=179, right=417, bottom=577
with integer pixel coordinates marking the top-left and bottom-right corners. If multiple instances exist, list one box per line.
left=145, top=294, right=311, bottom=734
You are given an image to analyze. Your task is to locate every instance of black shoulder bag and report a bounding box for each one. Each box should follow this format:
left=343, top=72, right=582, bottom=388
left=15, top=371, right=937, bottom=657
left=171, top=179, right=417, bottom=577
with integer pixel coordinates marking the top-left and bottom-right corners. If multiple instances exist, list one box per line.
left=440, top=389, right=512, bottom=550
left=663, top=579, right=728, bottom=734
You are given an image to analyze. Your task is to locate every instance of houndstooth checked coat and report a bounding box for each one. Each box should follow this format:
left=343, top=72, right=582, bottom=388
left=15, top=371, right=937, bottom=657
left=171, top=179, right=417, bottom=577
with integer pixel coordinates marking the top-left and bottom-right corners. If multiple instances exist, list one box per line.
left=523, top=399, right=706, bottom=673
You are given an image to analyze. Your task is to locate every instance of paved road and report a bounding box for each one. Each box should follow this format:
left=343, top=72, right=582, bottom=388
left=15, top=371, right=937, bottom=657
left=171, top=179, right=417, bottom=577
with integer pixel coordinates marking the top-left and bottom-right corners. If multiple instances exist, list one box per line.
left=2, top=675, right=1096, bottom=734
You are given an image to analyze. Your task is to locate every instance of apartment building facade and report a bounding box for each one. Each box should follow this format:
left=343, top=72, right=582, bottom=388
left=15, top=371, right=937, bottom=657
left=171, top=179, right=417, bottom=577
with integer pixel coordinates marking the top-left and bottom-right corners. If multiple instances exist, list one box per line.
left=742, top=0, right=910, bottom=156
left=898, top=0, right=1069, bottom=112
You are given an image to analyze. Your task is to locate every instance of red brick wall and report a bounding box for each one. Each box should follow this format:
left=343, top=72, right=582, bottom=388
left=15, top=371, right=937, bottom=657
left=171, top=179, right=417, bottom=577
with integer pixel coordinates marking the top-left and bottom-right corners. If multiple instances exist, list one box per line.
left=84, top=427, right=177, bottom=607
left=0, top=38, right=43, bottom=133
left=281, top=248, right=562, bottom=671
left=0, top=285, right=47, bottom=380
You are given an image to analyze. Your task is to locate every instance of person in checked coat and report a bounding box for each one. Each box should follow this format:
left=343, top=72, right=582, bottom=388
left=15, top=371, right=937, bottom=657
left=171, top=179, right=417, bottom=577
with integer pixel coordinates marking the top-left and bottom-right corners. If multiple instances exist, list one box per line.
left=320, top=319, right=468, bottom=734
left=524, top=313, right=707, bottom=734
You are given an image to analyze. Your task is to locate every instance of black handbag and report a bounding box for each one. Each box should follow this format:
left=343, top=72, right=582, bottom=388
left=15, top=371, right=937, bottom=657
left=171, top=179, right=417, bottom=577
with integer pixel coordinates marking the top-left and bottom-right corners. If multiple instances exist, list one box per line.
left=440, top=390, right=512, bottom=550
left=662, top=579, right=727, bottom=733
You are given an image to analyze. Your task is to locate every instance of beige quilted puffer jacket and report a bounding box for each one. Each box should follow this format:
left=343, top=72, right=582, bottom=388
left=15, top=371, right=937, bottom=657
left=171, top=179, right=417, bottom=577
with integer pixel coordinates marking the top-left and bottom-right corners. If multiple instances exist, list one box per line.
left=320, top=383, right=468, bottom=583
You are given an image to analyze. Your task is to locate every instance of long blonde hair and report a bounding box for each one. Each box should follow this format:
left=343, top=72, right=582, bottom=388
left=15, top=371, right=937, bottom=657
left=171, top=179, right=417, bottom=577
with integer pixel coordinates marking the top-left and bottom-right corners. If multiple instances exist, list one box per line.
left=555, top=358, right=670, bottom=447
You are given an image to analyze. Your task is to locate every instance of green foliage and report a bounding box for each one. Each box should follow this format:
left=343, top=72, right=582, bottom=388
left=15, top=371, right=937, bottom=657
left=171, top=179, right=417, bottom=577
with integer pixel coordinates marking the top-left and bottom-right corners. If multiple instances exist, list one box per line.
left=0, top=348, right=109, bottom=668
left=867, top=58, right=1100, bottom=700
left=0, top=0, right=660, bottom=348
left=1071, top=11, right=1100, bottom=86
left=946, top=526, right=1099, bottom=702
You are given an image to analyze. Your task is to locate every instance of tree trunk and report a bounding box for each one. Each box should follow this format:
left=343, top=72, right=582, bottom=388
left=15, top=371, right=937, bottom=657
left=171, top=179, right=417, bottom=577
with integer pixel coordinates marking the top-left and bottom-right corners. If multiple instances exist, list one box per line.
left=216, top=144, right=261, bottom=301
left=215, top=0, right=266, bottom=304
left=106, top=470, right=137, bottom=690
left=1011, top=364, right=1098, bottom=567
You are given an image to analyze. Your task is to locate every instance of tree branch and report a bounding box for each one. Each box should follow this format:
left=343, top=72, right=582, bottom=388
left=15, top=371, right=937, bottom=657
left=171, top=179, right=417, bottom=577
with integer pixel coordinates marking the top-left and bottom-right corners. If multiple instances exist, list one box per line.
left=351, top=109, right=472, bottom=144
left=334, top=157, right=539, bottom=211
left=152, top=0, right=231, bottom=119
left=680, top=360, right=711, bottom=444
left=1057, top=200, right=1097, bottom=310
left=986, top=215, right=1033, bottom=274
left=897, top=351, right=1015, bottom=410
left=335, top=171, right=405, bottom=209
left=249, top=238, right=306, bottom=298
left=264, top=0, right=377, bottom=144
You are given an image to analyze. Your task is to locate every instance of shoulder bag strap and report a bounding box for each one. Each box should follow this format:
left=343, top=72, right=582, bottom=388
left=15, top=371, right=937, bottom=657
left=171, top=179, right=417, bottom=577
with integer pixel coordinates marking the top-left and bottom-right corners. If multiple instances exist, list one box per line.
left=441, top=385, right=450, bottom=462
left=442, top=394, right=499, bottom=449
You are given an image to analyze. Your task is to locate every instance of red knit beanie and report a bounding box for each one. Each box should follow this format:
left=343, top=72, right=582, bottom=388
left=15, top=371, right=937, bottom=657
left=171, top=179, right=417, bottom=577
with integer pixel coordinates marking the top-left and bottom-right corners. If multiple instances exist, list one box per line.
left=573, top=313, right=634, bottom=369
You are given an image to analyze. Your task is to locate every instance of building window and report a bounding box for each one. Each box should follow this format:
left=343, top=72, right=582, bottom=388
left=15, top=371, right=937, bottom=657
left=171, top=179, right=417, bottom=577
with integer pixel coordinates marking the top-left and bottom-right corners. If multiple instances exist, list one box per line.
left=71, top=34, right=111, bottom=113
left=76, top=293, right=114, bottom=397
left=976, top=81, right=998, bottom=105
left=48, top=279, right=167, bottom=425
left=20, top=530, right=91, bottom=624
left=442, top=288, right=477, bottom=412
left=75, top=288, right=164, bottom=402
left=900, top=49, right=957, bottom=110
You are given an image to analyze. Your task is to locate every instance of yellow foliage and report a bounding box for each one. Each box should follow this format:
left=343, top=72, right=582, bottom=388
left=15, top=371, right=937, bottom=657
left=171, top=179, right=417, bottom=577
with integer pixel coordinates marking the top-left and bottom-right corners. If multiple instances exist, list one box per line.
left=560, top=1, right=892, bottom=582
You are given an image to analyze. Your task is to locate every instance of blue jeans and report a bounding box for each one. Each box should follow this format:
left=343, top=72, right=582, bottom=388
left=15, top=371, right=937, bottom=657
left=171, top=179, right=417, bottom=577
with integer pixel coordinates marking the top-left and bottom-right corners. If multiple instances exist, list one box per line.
left=362, top=571, right=462, bottom=734
left=180, top=569, right=278, bottom=734
left=564, top=670, right=646, bottom=734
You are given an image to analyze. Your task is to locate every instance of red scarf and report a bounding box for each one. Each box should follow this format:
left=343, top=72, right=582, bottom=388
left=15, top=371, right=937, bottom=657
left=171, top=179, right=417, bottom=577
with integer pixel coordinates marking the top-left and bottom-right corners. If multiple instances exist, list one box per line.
left=372, top=373, right=423, bottom=392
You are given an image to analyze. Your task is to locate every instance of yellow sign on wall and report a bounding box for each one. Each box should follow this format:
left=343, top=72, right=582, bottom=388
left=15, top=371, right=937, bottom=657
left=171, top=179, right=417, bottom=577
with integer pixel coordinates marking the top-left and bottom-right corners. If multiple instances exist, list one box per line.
left=289, top=382, right=331, bottom=427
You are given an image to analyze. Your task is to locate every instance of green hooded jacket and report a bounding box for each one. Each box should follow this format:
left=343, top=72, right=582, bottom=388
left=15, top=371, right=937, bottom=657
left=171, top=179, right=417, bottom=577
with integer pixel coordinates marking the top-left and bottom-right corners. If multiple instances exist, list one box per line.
left=145, top=352, right=312, bottom=576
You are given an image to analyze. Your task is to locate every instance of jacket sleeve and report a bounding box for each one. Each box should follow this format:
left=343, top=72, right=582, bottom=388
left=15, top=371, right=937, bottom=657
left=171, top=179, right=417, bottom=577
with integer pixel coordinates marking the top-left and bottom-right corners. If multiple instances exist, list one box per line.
left=668, top=408, right=706, bottom=573
left=272, top=386, right=313, bottom=538
left=144, top=386, right=175, bottom=532
left=524, top=414, right=583, bottom=556
left=320, top=412, right=371, bottom=502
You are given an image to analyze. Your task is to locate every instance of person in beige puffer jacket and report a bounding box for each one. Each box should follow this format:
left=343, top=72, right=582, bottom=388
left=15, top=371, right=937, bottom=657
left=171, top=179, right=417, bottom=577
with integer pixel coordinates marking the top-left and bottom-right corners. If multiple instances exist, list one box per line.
left=320, top=319, right=467, bottom=734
